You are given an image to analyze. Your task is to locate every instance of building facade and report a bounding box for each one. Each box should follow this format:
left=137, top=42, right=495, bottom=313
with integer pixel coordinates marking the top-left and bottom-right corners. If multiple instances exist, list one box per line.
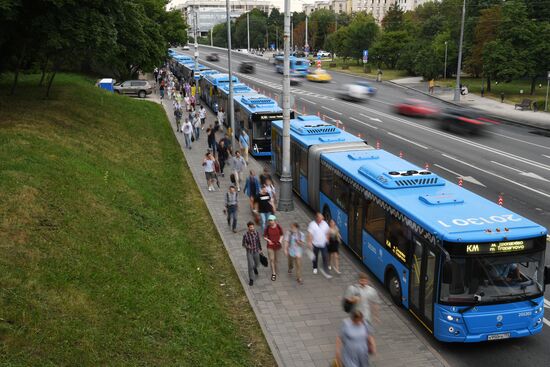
left=302, top=0, right=432, bottom=22
left=172, top=0, right=273, bottom=36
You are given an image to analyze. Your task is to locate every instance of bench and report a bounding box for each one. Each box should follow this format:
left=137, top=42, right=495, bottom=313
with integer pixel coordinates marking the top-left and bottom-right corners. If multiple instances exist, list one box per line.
left=514, top=99, right=532, bottom=110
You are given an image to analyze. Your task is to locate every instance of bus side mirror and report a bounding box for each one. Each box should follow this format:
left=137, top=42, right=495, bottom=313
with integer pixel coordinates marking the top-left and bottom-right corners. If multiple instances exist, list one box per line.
left=545, top=266, right=550, bottom=285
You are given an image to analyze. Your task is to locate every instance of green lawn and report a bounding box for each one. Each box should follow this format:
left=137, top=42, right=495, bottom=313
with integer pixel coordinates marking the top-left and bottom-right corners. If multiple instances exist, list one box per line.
left=0, top=73, right=275, bottom=366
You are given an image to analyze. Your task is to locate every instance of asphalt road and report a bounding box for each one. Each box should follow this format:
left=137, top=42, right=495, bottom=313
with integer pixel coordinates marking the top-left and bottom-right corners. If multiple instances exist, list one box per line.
left=178, top=46, right=550, bottom=367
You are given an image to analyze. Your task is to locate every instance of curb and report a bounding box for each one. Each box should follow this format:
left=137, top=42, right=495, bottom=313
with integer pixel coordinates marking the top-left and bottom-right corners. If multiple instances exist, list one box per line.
left=387, top=81, right=550, bottom=132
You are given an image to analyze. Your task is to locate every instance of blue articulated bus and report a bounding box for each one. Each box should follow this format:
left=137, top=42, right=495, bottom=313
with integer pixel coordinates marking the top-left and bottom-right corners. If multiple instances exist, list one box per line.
left=274, top=56, right=310, bottom=76
left=198, top=73, right=240, bottom=113
left=232, top=92, right=293, bottom=157
left=214, top=82, right=255, bottom=114
left=272, top=121, right=550, bottom=342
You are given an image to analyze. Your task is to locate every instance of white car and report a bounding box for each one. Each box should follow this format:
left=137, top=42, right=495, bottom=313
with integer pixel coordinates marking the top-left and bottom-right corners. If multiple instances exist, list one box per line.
left=182, top=45, right=190, bottom=50
left=316, top=50, right=331, bottom=58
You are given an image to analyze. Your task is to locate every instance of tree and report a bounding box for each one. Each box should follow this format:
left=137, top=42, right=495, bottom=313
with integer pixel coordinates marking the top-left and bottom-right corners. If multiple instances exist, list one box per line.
left=381, top=3, right=404, bottom=32
left=341, top=12, right=379, bottom=62
left=309, top=9, right=335, bottom=50
left=370, top=31, right=410, bottom=69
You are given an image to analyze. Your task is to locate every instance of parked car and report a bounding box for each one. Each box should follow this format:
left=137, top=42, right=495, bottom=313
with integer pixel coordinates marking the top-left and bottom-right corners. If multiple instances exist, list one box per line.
left=316, top=50, right=331, bottom=58
left=239, top=62, right=255, bottom=74
left=182, top=45, right=190, bottom=50
left=113, top=80, right=153, bottom=98
left=206, top=53, right=219, bottom=61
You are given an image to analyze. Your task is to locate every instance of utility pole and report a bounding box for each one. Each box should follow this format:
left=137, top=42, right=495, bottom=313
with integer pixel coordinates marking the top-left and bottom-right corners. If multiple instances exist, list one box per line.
left=444, top=41, right=448, bottom=80
left=226, top=0, right=236, bottom=148
left=210, top=27, right=213, bottom=47
left=247, top=12, right=250, bottom=52
left=194, top=11, right=199, bottom=101
left=290, top=18, right=293, bottom=51
left=278, top=0, right=293, bottom=212
left=453, top=0, right=466, bottom=102
left=545, top=72, right=549, bottom=111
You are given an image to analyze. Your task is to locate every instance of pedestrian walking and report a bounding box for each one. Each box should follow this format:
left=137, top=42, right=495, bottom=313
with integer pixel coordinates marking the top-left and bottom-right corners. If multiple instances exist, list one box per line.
left=184, top=81, right=191, bottom=97
left=174, top=106, right=183, bottom=132
left=231, top=151, right=246, bottom=191
left=159, top=80, right=165, bottom=100
left=335, top=310, right=376, bottom=367
left=328, top=219, right=342, bottom=274
left=264, top=178, right=277, bottom=208
left=254, top=185, right=274, bottom=229
left=224, top=185, right=238, bottom=233
left=190, top=94, right=196, bottom=111
left=217, top=107, right=225, bottom=127
left=428, top=78, right=435, bottom=95
left=184, top=95, right=191, bottom=111
left=217, top=138, right=231, bottom=177
left=263, top=214, right=283, bottom=281
left=182, top=119, right=194, bottom=149
left=239, top=129, right=250, bottom=163
left=153, top=67, right=159, bottom=83
left=244, top=170, right=261, bottom=210
left=193, top=112, right=202, bottom=140
left=203, top=152, right=217, bottom=191
left=343, top=272, right=381, bottom=331
left=199, top=105, right=206, bottom=126
left=242, top=221, right=263, bottom=286
left=207, top=127, right=217, bottom=157
left=307, top=212, right=332, bottom=278
left=259, top=167, right=272, bottom=186
left=284, top=222, right=306, bottom=284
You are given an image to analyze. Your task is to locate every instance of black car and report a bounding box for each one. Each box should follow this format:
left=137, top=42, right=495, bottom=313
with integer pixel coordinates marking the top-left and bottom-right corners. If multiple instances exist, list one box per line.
left=439, top=108, right=491, bottom=134
left=206, top=53, right=219, bottom=62
left=239, top=62, right=255, bottom=74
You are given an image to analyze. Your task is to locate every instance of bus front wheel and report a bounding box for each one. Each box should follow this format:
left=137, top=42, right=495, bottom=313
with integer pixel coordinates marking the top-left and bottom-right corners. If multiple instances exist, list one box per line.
left=387, top=271, right=402, bottom=306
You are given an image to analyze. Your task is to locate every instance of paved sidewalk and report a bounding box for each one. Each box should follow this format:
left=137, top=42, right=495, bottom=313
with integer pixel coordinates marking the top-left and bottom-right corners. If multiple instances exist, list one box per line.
left=391, top=77, right=550, bottom=131
left=150, top=90, right=446, bottom=367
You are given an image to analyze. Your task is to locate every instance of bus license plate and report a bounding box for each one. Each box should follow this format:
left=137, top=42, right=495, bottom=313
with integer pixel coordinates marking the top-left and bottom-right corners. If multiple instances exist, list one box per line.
left=488, top=333, right=510, bottom=341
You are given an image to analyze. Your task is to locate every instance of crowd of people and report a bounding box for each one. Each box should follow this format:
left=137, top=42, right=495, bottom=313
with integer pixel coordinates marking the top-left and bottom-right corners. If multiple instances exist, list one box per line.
left=158, top=64, right=380, bottom=366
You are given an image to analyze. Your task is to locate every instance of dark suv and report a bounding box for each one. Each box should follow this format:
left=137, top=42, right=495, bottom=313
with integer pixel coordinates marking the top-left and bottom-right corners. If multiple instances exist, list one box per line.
left=113, top=80, right=153, bottom=98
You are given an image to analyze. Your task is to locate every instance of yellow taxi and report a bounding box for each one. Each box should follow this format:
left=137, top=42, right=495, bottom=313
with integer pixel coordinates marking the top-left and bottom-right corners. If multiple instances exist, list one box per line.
left=306, top=69, right=332, bottom=82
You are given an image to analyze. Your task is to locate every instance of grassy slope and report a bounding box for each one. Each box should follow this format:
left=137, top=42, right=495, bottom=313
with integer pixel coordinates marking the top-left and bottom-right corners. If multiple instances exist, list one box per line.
left=0, top=74, right=275, bottom=367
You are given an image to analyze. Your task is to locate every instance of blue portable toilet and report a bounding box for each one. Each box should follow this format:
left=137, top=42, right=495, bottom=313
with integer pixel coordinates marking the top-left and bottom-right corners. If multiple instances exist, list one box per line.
left=98, top=78, right=114, bottom=92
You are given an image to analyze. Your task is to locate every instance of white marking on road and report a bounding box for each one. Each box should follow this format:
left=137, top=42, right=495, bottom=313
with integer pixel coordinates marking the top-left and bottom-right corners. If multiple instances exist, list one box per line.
left=543, top=155, right=550, bottom=159
left=349, top=117, right=378, bottom=130
left=350, top=104, right=550, bottom=174
left=387, top=132, right=428, bottom=149
left=544, top=318, right=550, bottom=327
left=489, top=132, right=550, bottom=150
left=300, top=98, right=317, bottom=105
left=321, top=106, right=342, bottom=115
left=490, top=161, right=550, bottom=182
left=544, top=299, right=550, bottom=307
left=360, top=113, right=382, bottom=122
left=433, top=164, right=486, bottom=187
left=442, top=154, right=550, bottom=199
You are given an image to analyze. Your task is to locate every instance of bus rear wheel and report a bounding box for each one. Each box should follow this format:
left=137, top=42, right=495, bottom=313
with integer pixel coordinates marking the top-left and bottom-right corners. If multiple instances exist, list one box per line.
left=387, top=271, right=402, bottom=306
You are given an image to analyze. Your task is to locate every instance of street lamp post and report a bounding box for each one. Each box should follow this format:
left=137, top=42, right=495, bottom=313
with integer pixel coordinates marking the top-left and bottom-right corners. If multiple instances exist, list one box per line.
left=247, top=12, right=250, bottom=53
left=278, top=0, right=293, bottom=212
left=545, top=72, right=549, bottom=112
left=444, top=41, right=448, bottom=80
left=304, top=15, right=309, bottom=56
left=194, top=11, right=199, bottom=102
left=226, top=0, right=236, bottom=148
left=454, top=0, right=466, bottom=102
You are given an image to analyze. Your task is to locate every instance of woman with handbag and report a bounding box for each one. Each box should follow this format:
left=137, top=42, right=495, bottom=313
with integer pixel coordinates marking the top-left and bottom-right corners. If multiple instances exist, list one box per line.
left=335, top=310, right=376, bottom=367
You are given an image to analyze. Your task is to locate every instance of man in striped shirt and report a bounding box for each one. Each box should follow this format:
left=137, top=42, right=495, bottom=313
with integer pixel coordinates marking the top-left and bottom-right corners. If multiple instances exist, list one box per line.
left=242, top=221, right=263, bottom=286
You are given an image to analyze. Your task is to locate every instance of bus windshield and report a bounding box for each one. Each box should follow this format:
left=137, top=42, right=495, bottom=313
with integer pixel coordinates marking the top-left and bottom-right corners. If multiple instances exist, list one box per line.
left=253, top=119, right=272, bottom=140
left=440, top=250, right=544, bottom=305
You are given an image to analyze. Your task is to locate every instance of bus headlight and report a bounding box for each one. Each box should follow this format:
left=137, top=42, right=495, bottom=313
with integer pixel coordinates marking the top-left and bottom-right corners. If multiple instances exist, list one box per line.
left=534, top=307, right=542, bottom=314
left=447, top=315, right=454, bottom=321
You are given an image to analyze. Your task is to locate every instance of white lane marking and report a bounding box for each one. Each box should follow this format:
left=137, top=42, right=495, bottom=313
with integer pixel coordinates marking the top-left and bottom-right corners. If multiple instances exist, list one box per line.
left=490, top=161, right=550, bottom=182
left=349, top=117, right=379, bottom=130
left=360, top=113, right=382, bottom=122
left=489, top=132, right=550, bottom=150
left=543, top=155, right=550, bottom=159
left=433, top=164, right=486, bottom=187
left=351, top=104, right=550, bottom=173
left=321, top=106, right=342, bottom=115
left=300, top=98, right=317, bottom=105
left=442, top=154, right=550, bottom=199
left=544, top=299, right=550, bottom=307
left=387, top=132, right=428, bottom=149
left=544, top=318, right=550, bottom=327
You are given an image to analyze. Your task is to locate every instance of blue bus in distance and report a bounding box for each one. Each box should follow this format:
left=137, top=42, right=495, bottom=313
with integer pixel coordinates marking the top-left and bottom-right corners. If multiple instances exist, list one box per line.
left=274, top=56, right=310, bottom=77
left=198, top=73, right=240, bottom=113
left=272, top=122, right=549, bottom=342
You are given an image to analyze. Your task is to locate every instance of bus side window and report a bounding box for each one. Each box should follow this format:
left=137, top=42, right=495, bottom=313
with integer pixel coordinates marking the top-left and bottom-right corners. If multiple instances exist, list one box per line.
left=364, top=200, right=385, bottom=246
left=333, top=175, right=349, bottom=210
left=385, top=215, right=411, bottom=263
left=299, top=146, right=308, bottom=177
left=320, top=164, right=333, bottom=196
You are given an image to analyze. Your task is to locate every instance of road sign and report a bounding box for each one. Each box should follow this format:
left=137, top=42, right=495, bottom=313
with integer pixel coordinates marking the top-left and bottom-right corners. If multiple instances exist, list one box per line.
left=194, top=74, right=200, bottom=80
left=363, top=50, right=369, bottom=64
left=305, top=45, right=310, bottom=53
left=547, top=70, right=550, bottom=80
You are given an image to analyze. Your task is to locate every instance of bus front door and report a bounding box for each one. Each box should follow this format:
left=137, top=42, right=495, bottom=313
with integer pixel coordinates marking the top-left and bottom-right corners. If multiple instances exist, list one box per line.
left=409, top=237, right=436, bottom=332
left=346, top=188, right=364, bottom=259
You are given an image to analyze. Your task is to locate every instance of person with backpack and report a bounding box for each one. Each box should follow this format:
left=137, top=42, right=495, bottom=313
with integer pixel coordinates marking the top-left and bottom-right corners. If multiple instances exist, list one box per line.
left=263, top=215, right=283, bottom=281
left=343, top=272, right=381, bottom=332
left=224, top=185, right=238, bottom=233
left=244, top=170, right=261, bottom=211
